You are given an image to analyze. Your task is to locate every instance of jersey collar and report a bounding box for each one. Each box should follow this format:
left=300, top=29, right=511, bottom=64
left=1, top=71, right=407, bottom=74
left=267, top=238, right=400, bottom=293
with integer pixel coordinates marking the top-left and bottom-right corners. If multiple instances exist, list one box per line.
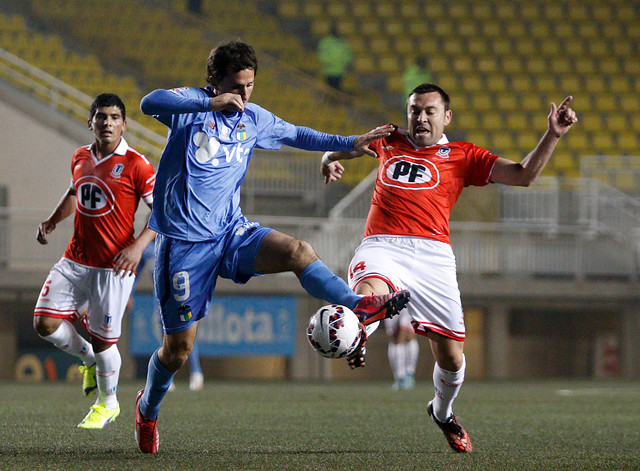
left=399, top=129, right=449, bottom=150
left=90, top=137, right=129, bottom=164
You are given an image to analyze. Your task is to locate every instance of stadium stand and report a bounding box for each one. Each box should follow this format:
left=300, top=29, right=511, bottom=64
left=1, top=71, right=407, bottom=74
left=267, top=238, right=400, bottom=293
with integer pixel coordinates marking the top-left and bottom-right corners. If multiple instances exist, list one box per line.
left=265, top=0, right=640, bottom=180
left=1, top=0, right=638, bottom=188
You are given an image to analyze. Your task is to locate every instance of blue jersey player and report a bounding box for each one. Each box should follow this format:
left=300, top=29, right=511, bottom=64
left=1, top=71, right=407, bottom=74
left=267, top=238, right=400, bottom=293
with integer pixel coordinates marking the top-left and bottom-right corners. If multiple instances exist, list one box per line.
left=134, top=41, right=410, bottom=453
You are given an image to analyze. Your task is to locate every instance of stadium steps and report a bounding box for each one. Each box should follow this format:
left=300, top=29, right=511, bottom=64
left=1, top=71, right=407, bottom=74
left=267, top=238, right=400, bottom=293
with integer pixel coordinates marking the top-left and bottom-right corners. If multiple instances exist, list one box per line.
left=5, top=0, right=399, bottom=186
left=259, top=0, right=640, bottom=181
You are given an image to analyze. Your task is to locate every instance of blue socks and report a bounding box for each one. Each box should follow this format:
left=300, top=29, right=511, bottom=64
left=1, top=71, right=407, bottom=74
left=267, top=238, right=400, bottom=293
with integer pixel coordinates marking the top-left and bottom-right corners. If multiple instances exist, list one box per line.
left=299, top=260, right=361, bottom=309
left=140, top=349, right=175, bottom=420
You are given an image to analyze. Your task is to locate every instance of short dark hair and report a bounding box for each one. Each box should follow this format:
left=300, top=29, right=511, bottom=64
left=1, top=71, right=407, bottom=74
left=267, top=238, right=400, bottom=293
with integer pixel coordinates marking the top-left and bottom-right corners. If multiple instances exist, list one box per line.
left=206, top=41, right=258, bottom=86
left=409, top=83, right=450, bottom=111
left=89, top=93, right=126, bottom=120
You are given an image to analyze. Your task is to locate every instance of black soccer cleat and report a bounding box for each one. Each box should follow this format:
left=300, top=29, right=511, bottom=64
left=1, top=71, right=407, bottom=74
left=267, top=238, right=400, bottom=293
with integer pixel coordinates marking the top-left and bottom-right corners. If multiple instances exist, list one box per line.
left=352, top=289, right=410, bottom=325
left=427, top=400, right=473, bottom=453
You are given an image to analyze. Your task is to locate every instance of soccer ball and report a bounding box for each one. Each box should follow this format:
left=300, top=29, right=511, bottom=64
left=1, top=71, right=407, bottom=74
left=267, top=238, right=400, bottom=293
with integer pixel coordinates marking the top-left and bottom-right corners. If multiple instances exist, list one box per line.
left=306, top=304, right=363, bottom=359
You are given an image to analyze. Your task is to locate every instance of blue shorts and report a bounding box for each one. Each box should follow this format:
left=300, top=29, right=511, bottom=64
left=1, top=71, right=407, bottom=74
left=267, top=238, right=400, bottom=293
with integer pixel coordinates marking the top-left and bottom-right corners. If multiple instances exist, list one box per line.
left=154, top=219, right=273, bottom=334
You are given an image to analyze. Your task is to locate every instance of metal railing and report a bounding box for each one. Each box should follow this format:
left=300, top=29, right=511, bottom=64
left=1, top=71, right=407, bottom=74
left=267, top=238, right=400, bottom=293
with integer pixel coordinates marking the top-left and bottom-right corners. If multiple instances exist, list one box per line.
left=0, top=47, right=166, bottom=160
left=2, top=209, right=638, bottom=280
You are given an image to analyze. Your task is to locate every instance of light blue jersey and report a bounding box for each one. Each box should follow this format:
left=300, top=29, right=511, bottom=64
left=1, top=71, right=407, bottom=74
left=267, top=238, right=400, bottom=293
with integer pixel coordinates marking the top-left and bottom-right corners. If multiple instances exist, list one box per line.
left=142, top=86, right=355, bottom=241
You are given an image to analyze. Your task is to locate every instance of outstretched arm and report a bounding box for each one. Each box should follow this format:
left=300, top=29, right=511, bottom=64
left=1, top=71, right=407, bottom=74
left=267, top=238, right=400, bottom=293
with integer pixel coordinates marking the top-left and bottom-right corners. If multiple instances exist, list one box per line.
left=36, top=186, right=76, bottom=245
left=490, top=96, right=578, bottom=187
left=320, top=124, right=394, bottom=184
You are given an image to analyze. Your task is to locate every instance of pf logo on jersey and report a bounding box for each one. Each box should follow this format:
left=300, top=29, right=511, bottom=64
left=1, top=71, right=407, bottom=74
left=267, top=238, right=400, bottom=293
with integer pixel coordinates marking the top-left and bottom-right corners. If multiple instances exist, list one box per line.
left=381, top=155, right=439, bottom=190
left=75, top=175, right=115, bottom=217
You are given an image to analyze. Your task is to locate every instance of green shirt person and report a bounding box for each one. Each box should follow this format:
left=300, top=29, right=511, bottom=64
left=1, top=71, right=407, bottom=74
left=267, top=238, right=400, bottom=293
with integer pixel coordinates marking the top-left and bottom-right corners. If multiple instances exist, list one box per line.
left=403, top=56, right=432, bottom=98
left=317, top=28, right=353, bottom=90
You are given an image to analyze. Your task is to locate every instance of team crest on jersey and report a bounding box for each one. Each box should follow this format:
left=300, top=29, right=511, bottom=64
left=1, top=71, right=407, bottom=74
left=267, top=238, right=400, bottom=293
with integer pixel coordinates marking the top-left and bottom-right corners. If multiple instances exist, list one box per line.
left=381, top=155, right=440, bottom=190
left=436, top=146, right=451, bottom=158
left=110, top=163, right=124, bottom=178
left=75, top=175, right=116, bottom=217
left=103, top=315, right=112, bottom=327
left=236, top=123, right=247, bottom=141
left=206, top=121, right=216, bottom=130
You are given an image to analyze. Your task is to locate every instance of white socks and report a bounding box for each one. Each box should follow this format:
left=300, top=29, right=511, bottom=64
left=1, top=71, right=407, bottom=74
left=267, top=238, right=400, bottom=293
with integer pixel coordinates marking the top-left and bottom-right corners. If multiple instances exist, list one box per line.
left=40, top=320, right=95, bottom=366
left=432, top=355, right=466, bottom=422
left=405, top=339, right=419, bottom=376
left=388, top=343, right=406, bottom=380
left=388, top=339, right=420, bottom=380
left=95, top=345, right=121, bottom=409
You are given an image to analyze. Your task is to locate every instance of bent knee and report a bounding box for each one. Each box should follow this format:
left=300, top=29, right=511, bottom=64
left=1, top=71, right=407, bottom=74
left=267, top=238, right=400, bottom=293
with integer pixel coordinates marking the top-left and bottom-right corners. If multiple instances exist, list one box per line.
left=33, top=315, right=61, bottom=337
left=436, top=353, right=465, bottom=372
left=287, top=239, right=317, bottom=271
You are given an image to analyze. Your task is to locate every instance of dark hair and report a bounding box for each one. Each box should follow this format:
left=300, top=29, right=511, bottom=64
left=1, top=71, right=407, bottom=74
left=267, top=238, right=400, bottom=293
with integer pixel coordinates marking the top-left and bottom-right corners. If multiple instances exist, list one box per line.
left=206, top=41, right=258, bottom=86
left=409, top=83, right=450, bottom=111
left=89, top=93, right=126, bottom=121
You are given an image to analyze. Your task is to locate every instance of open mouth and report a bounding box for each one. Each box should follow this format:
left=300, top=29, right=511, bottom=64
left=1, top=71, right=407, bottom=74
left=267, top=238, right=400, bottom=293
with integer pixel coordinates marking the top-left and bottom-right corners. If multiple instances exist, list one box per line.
left=414, top=127, right=430, bottom=136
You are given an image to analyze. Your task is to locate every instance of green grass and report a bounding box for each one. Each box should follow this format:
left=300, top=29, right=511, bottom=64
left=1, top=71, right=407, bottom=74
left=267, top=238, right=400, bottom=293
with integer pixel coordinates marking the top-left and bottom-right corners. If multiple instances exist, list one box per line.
left=0, top=380, right=638, bottom=470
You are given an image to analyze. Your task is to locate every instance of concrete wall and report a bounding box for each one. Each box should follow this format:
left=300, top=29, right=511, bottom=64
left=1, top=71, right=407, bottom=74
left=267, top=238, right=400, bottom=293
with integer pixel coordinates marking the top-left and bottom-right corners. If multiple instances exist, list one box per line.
left=0, top=82, right=86, bottom=210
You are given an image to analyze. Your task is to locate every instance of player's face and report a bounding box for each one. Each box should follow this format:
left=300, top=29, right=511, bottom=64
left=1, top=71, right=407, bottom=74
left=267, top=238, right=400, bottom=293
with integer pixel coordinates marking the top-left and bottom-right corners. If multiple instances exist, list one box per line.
left=89, top=105, right=126, bottom=146
left=407, top=92, right=452, bottom=148
left=215, top=67, right=255, bottom=104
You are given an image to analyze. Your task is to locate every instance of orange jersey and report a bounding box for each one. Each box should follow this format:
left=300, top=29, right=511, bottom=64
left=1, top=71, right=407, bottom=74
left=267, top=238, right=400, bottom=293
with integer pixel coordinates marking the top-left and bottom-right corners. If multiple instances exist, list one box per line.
left=63, top=138, right=155, bottom=268
left=365, top=128, right=499, bottom=244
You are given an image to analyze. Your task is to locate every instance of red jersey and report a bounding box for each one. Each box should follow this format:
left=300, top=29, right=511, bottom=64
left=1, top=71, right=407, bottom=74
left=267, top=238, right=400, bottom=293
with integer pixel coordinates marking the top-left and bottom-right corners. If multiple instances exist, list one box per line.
left=63, top=138, right=156, bottom=268
left=365, top=128, right=499, bottom=244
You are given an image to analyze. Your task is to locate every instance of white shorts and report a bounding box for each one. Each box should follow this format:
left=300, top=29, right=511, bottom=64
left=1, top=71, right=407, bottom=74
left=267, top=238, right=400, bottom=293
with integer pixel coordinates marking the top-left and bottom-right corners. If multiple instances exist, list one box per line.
left=348, top=236, right=465, bottom=341
left=34, top=258, right=135, bottom=344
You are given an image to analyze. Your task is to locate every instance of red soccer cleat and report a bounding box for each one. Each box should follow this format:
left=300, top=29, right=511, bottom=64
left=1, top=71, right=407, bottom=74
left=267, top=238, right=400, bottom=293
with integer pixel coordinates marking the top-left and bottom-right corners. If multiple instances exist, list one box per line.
left=352, top=289, right=410, bottom=325
left=135, top=389, right=159, bottom=454
left=427, top=400, right=473, bottom=453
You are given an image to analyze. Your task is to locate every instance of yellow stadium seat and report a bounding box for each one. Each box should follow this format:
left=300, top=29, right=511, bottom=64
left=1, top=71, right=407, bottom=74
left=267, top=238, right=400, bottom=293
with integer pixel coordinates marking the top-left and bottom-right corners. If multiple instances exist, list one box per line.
left=617, top=132, right=639, bottom=153
left=461, top=75, right=484, bottom=93
left=392, top=37, right=413, bottom=55
left=581, top=115, right=604, bottom=133
left=607, top=115, right=628, bottom=133
left=482, top=112, right=503, bottom=130
left=471, top=94, right=494, bottom=112
left=455, top=112, right=481, bottom=130
left=559, top=76, right=582, bottom=94
left=597, top=57, right=626, bottom=75
left=584, top=76, right=606, bottom=93
left=496, top=94, right=518, bottom=112
left=452, top=56, right=474, bottom=73
left=327, top=2, right=347, bottom=18
left=303, top=1, right=323, bottom=17
left=492, top=130, right=516, bottom=151
left=470, top=2, right=492, bottom=20
left=529, top=21, right=553, bottom=37
left=620, top=95, right=640, bottom=113
left=481, top=20, right=503, bottom=37
left=594, top=95, right=619, bottom=113
left=486, top=74, right=508, bottom=92
left=278, top=1, right=298, bottom=17
left=491, top=38, right=513, bottom=56
left=516, top=131, right=540, bottom=150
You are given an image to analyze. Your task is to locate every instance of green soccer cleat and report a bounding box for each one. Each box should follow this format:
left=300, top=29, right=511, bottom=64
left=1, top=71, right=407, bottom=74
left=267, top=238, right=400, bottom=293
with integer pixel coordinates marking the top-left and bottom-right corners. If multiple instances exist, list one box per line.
left=77, top=403, right=120, bottom=429
left=79, top=363, right=97, bottom=398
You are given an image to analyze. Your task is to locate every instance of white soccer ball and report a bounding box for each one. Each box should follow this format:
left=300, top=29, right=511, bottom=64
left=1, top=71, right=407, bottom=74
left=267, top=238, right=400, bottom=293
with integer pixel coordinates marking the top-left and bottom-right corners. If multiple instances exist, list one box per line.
left=306, top=304, right=363, bottom=359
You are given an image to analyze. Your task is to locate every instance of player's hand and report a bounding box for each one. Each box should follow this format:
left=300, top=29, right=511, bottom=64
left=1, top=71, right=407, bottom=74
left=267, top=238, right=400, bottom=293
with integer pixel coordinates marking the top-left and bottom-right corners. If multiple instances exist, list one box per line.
left=36, top=220, right=56, bottom=245
left=322, top=160, right=345, bottom=184
left=113, top=244, right=144, bottom=278
left=210, top=93, right=246, bottom=113
left=353, top=124, right=394, bottom=157
left=548, top=96, right=578, bottom=138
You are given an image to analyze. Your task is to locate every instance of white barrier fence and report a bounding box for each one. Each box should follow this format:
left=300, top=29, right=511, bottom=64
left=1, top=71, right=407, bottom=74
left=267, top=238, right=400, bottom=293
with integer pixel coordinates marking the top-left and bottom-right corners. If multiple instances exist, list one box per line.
left=2, top=209, right=638, bottom=280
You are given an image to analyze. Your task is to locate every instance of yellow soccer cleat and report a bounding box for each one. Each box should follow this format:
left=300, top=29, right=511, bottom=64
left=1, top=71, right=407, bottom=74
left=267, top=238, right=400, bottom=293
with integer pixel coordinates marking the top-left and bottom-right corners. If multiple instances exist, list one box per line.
left=77, top=403, right=120, bottom=429
left=79, top=363, right=97, bottom=398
